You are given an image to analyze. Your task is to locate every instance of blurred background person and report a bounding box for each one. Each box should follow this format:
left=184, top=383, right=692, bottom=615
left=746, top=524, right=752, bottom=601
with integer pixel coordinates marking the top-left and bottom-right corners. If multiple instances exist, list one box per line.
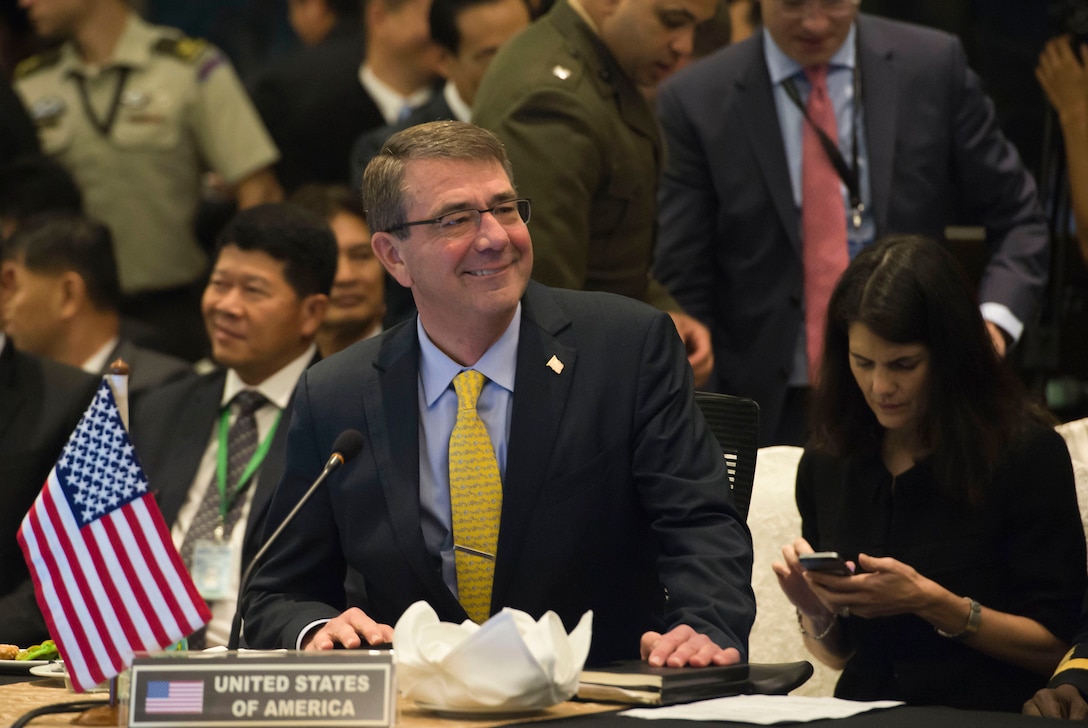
left=2, top=213, right=192, bottom=398
left=1037, top=34, right=1088, bottom=265
left=287, top=0, right=361, bottom=46
left=655, top=0, right=1049, bottom=446
left=773, top=235, right=1086, bottom=712
left=472, top=0, right=718, bottom=387
left=14, top=0, right=282, bottom=363
left=0, top=233, right=97, bottom=647
left=289, top=184, right=388, bottom=353
left=349, top=0, right=530, bottom=186
left=252, top=0, right=442, bottom=191
left=0, top=154, right=82, bottom=240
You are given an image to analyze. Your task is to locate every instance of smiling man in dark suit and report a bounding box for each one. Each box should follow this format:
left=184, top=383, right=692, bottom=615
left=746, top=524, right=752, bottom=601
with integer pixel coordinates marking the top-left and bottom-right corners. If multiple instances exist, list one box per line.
left=243, top=121, right=754, bottom=667
left=654, top=0, right=1048, bottom=445
left=130, top=204, right=335, bottom=648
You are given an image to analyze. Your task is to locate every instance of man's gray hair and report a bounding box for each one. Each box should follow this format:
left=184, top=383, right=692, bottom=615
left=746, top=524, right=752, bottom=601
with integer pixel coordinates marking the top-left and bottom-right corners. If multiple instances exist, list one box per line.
left=362, top=121, right=515, bottom=239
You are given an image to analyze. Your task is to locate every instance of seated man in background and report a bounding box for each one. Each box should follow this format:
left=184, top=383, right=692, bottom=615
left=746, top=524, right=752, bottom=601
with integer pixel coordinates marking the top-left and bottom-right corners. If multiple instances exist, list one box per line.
left=243, top=121, right=755, bottom=667
left=131, top=204, right=336, bottom=649
left=289, top=184, right=388, bottom=353
left=348, top=0, right=530, bottom=187
left=0, top=236, right=97, bottom=645
left=2, top=213, right=192, bottom=398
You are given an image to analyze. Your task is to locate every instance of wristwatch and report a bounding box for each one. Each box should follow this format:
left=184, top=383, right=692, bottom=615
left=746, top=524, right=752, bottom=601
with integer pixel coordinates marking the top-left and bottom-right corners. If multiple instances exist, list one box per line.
left=936, top=597, right=982, bottom=639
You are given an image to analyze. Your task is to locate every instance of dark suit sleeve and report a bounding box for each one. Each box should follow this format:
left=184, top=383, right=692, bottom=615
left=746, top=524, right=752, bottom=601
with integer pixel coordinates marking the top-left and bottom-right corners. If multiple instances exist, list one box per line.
left=633, top=312, right=755, bottom=653
left=944, top=38, right=1048, bottom=333
left=242, top=370, right=349, bottom=648
left=654, top=80, right=722, bottom=328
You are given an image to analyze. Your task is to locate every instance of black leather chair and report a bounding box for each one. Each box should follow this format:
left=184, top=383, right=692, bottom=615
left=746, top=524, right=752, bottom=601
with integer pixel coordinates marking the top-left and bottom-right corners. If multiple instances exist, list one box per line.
left=694, top=392, right=759, bottom=521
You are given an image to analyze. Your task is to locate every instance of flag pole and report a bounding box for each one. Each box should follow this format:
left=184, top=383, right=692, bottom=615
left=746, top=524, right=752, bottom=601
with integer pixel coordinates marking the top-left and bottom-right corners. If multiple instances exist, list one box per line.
left=74, top=360, right=130, bottom=726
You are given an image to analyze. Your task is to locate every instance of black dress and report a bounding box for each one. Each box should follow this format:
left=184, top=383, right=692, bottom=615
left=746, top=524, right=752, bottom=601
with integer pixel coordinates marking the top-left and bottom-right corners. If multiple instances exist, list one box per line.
left=798, top=425, right=1087, bottom=712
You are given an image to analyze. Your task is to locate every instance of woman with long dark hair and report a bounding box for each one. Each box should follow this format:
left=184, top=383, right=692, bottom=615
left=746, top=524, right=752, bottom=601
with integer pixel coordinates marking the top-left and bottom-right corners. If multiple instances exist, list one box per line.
left=773, top=235, right=1087, bottom=711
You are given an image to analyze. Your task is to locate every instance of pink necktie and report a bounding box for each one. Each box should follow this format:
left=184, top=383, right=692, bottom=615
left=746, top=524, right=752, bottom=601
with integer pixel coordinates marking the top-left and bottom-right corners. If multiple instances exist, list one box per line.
left=801, top=65, right=848, bottom=383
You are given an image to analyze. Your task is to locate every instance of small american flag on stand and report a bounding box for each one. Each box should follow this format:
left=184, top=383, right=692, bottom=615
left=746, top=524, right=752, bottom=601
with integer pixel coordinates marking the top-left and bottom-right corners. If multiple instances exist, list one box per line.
left=18, top=380, right=211, bottom=693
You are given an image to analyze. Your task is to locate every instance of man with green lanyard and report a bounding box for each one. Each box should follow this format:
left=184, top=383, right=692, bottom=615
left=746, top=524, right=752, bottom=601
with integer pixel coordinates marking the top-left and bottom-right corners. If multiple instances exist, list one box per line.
left=130, top=203, right=336, bottom=649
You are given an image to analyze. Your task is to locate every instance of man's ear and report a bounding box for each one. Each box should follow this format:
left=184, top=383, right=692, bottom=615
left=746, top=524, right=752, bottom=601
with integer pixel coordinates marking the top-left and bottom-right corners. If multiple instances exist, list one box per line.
left=371, top=231, right=414, bottom=289
left=57, top=271, right=87, bottom=320
left=298, top=293, right=330, bottom=338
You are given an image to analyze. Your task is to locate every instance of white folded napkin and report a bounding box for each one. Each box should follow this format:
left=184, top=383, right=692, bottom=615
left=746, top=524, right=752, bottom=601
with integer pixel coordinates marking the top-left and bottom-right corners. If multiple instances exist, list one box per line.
left=393, top=601, right=593, bottom=711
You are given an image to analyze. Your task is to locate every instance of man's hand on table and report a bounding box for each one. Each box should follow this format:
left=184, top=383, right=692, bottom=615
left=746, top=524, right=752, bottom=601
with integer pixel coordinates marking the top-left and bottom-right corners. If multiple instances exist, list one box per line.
left=302, top=607, right=394, bottom=650
left=1023, top=684, right=1088, bottom=720
left=640, top=625, right=741, bottom=668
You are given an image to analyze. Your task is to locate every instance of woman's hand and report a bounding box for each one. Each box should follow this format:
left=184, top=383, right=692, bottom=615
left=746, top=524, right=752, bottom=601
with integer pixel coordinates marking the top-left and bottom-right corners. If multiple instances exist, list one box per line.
left=805, top=553, right=934, bottom=619
left=773, top=538, right=826, bottom=616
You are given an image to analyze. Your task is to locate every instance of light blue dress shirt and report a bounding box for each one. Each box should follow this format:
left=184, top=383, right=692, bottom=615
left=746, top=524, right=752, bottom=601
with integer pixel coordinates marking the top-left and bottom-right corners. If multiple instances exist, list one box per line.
left=416, top=305, right=521, bottom=598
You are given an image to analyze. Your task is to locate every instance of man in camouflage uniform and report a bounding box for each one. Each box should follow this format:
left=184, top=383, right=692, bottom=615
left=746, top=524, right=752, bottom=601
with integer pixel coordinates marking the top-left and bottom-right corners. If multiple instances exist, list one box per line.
left=15, top=0, right=283, bottom=360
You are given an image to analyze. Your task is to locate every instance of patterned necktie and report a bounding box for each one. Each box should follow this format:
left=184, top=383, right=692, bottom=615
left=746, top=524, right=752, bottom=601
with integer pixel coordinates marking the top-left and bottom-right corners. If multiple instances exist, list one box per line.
left=448, top=370, right=502, bottom=624
left=179, top=389, right=267, bottom=649
left=801, top=64, right=849, bottom=383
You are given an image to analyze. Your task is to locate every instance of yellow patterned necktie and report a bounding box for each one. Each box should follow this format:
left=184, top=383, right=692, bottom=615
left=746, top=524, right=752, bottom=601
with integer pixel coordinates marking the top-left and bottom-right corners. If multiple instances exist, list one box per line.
left=449, top=370, right=503, bottom=623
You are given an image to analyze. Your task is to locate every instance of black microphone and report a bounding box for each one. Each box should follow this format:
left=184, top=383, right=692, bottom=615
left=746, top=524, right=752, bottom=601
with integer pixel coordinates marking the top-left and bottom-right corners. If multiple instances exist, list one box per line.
left=226, top=429, right=365, bottom=650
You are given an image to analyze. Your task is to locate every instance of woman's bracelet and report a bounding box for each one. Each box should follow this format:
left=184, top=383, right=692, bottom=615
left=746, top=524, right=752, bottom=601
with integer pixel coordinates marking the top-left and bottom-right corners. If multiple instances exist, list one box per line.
left=796, top=608, right=837, bottom=640
left=935, top=597, right=982, bottom=639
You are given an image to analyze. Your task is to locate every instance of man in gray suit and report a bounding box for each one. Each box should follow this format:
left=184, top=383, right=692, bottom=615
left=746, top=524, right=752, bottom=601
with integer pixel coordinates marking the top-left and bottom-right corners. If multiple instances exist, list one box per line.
left=2, top=213, right=192, bottom=398
left=654, top=0, right=1048, bottom=445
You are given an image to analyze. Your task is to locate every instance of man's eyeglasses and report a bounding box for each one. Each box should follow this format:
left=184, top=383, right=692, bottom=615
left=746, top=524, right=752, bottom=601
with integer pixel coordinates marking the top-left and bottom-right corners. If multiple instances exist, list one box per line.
left=776, top=0, right=860, bottom=18
left=385, top=198, right=531, bottom=240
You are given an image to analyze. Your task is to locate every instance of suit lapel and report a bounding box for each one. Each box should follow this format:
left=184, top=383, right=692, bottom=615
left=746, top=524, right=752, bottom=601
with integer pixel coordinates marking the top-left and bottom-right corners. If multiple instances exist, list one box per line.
left=370, top=324, right=462, bottom=613
left=858, top=16, right=896, bottom=236
left=155, top=372, right=225, bottom=525
left=0, top=342, right=28, bottom=444
left=491, top=284, right=576, bottom=608
left=741, top=36, right=802, bottom=254
left=240, top=353, right=321, bottom=563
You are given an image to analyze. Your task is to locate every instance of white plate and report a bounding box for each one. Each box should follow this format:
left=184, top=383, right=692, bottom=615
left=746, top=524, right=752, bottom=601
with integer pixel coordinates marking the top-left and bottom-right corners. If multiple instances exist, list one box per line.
left=29, top=663, right=65, bottom=678
left=413, top=701, right=550, bottom=717
left=0, top=658, right=51, bottom=673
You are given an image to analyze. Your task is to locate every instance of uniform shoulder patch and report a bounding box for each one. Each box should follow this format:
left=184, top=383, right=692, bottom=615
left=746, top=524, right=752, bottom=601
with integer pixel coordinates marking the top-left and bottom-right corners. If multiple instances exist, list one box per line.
left=152, top=36, right=209, bottom=63
left=14, top=48, right=62, bottom=79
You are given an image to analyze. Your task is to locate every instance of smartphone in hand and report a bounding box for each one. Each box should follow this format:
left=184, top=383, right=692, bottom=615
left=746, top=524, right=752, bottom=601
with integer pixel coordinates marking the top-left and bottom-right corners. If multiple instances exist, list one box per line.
left=799, top=551, right=854, bottom=576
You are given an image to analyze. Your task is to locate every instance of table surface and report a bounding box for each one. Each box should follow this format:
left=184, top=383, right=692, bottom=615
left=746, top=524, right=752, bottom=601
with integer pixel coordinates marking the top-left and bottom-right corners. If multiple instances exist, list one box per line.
left=0, top=677, right=619, bottom=728
left=0, top=676, right=1073, bottom=728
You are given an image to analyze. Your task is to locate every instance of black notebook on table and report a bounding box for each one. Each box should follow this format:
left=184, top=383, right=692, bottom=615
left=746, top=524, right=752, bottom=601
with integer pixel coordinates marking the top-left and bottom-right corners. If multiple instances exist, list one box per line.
left=577, top=660, right=750, bottom=706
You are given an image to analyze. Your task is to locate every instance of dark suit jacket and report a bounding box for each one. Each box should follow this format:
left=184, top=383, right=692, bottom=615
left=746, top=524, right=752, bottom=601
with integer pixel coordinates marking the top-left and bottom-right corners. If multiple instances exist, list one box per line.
left=654, top=15, right=1049, bottom=444
left=244, top=283, right=755, bottom=665
left=249, top=23, right=381, bottom=191
left=130, top=366, right=297, bottom=573
left=0, top=340, right=97, bottom=644
left=472, top=0, right=678, bottom=312
left=108, top=337, right=193, bottom=399
left=349, top=91, right=457, bottom=191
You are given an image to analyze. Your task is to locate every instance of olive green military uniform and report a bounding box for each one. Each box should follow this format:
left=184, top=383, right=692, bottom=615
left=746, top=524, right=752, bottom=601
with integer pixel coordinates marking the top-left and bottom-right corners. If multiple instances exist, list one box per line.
left=14, top=13, right=278, bottom=295
left=471, top=0, right=678, bottom=311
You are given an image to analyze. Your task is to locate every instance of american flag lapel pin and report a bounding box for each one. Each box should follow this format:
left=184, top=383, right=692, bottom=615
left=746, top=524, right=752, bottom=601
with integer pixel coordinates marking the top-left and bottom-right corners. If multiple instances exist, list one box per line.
left=546, top=355, right=564, bottom=374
